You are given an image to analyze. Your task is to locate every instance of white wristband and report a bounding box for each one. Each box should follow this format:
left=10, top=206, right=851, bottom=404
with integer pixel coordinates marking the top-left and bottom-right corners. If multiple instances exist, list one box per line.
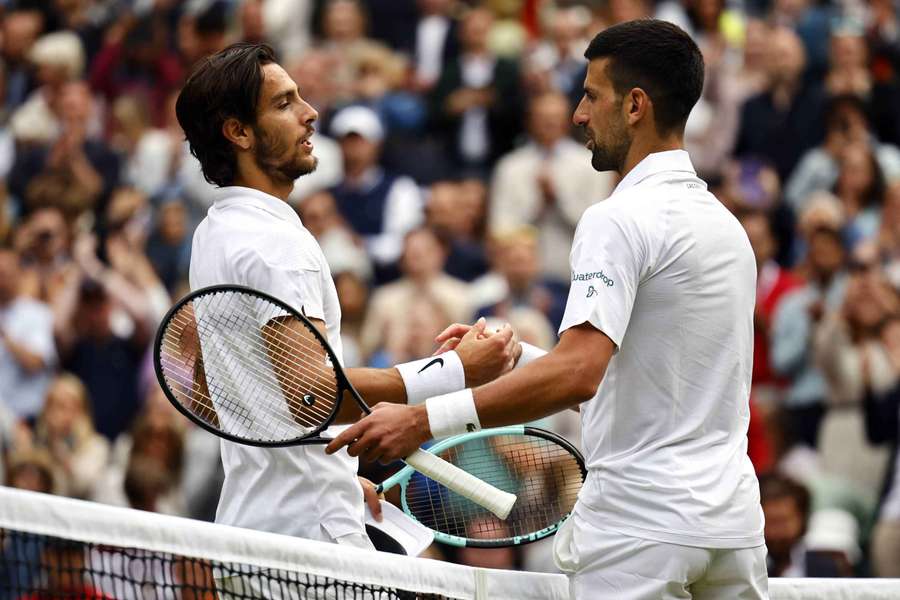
left=395, top=351, right=465, bottom=405
left=425, top=389, right=481, bottom=439
left=515, top=342, right=547, bottom=369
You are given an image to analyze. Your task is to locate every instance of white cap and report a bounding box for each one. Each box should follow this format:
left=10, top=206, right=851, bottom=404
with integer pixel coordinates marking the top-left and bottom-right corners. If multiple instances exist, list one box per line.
left=805, top=508, right=861, bottom=563
left=330, top=106, right=384, bottom=142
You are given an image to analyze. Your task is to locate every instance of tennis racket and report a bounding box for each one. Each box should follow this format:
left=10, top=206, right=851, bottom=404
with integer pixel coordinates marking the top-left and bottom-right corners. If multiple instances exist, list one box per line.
left=376, top=426, right=586, bottom=548
left=154, top=284, right=516, bottom=519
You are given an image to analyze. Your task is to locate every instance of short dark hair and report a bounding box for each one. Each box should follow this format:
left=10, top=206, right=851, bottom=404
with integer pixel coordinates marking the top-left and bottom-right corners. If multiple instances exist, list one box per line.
left=176, top=43, right=277, bottom=187
left=759, top=473, right=811, bottom=525
left=584, top=19, right=704, bottom=135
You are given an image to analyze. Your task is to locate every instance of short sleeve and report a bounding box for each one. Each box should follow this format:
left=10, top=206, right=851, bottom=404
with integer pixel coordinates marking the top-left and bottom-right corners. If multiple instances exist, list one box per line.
left=558, top=206, right=646, bottom=348
left=235, top=248, right=326, bottom=322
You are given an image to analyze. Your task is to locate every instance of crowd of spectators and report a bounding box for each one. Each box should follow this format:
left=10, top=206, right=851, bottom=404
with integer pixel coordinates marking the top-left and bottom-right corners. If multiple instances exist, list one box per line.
left=0, top=0, right=898, bottom=581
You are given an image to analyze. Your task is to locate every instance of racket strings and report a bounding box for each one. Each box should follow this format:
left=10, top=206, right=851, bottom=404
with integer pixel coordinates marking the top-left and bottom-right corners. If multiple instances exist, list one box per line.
left=158, top=291, right=343, bottom=441
left=403, top=434, right=583, bottom=541
left=162, top=310, right=337, bottom=424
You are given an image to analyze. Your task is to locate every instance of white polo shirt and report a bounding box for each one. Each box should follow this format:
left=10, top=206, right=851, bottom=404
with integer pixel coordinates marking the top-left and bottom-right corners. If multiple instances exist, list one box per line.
left=560, top=150, right=764, bottom=548
left=189, top=186, right=365, bottom=542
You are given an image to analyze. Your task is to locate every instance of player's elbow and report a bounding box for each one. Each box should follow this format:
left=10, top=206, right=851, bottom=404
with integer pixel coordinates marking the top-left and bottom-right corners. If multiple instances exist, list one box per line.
left=567, top=357, right=606, bottom=403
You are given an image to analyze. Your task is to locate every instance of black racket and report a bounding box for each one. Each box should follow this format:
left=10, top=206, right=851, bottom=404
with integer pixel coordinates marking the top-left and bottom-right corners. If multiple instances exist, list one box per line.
left=154, top=284, right=516, bottom=518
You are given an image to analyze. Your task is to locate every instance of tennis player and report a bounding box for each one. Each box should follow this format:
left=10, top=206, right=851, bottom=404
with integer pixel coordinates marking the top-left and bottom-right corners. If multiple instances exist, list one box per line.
left=327, top=20, right=768, bottom=599
left=175, top=42, right=516, bottom=561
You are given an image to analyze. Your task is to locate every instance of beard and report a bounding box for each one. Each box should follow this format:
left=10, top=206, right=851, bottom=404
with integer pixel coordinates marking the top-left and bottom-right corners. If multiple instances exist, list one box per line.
left=252, top=125, right=318, bottom=184
left=589, top=125, right=631, bottom=173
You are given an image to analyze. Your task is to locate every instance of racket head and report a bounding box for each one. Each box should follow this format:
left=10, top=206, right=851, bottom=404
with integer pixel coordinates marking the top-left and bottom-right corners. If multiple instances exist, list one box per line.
left=153, top=284, right=347, bottom=446
left=384, top=426, right=586, bottom=548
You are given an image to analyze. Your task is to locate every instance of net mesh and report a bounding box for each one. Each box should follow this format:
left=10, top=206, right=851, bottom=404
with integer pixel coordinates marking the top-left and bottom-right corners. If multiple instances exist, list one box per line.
left=0, top=487, right=567, bottom=600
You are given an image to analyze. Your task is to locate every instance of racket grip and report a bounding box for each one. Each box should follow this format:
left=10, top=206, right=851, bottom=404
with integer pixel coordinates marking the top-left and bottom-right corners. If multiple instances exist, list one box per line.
left=404, top=448, right=517, bottom=520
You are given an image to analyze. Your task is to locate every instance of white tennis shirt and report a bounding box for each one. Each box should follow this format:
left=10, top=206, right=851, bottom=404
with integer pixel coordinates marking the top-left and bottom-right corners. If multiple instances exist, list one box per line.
left=189, top=186, right=365, bottom=542
left=560, top=150, right=765, bottom=548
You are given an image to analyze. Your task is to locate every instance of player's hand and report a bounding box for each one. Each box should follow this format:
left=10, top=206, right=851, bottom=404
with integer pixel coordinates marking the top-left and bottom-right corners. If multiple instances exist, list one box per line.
left=436, top=320, right=522, bottom=371
left=452, top=318, right=516, bottom=386
left=327, top=403, right=430, bottom=464
left=358, top=476, right=383, bottom=522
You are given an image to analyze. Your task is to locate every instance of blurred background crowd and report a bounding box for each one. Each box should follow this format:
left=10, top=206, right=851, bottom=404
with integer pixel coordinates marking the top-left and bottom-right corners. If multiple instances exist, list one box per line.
left=0, top=0, right=897, bottom=583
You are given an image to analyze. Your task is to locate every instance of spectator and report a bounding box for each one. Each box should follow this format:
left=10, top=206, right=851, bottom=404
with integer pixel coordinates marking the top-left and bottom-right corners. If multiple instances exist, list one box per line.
left=742, top=210, right=802, bottom=396
left=360, top=227, right=470, bottom=364
left=93, top=396, right=187, bottom=516
left=9, top=81, right=120, bottom=221
left=329, top=105, right=423, bottom=282
left=762, top=472, right=861, bottom=577
left=735, top=26, right=827, bottom=181
left=833, top=142, right=888, bottom=246
left=0, top=248, right=56, bottom=422
left=410, top=0, right=460, bottom=94
left=761, top=473, right=811, bottom=576
left=475, top=226, right=567, bottom=333
left=431, top=6, right=522, bottom=173
left=4, top=449, right=56, bottom=495
left=89, top=13, right=183, bottom=127
left=523, top=7, right=589, bottom=102
left=426, top=179, right=489, bottom=282
left=489, top=91, right=614, bottom=282
left=14, top=207, right=71, bottom=305
left=145, top=200, right=191, bottom=293
left=53, top=233, right=153, bottom=440
left=771, top=198, right=849, bottom=448
left=26, top=373, right=109, bottom=499
left=786, top=95, right=900, bottom=214
left=109, top=93, right=181, bottom=199
left=814, top=242, right=894, bottom=499
left=863, top=314, right=900, bottom=577
left=9, top=31, right=87, bottom=147
left=0, top=9, right=44, bottom=113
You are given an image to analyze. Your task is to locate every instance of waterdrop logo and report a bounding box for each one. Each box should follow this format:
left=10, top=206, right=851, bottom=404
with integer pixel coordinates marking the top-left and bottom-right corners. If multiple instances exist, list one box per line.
left=572, top=270, right=615, bottom=288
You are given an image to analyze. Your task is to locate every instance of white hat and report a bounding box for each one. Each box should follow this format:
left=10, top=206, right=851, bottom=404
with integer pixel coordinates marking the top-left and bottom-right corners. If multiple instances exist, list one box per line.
left=804, top=508, right=861, bottom=563
left=330, top=106, right=384, bottom=142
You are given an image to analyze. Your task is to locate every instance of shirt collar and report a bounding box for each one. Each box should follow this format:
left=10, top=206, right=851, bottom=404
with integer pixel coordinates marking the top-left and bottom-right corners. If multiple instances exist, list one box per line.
left=612, top=149, right=696, bottom=195
left=213, top=186, right=300, bottom=224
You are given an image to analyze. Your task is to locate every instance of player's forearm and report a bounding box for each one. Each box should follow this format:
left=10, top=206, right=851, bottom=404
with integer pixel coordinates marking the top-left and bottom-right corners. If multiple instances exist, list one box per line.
left=335, top=367, right=406, bottom=423
left=346, top=367, right=406, bottom=405
left=473, top=350, right=600, bottom=428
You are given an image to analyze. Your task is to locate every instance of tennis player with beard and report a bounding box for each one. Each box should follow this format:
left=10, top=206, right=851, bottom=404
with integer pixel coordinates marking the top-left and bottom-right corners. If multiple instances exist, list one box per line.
left=175, top=43, right=516, bottom=571
left=328, top=21, right=769, bottom=600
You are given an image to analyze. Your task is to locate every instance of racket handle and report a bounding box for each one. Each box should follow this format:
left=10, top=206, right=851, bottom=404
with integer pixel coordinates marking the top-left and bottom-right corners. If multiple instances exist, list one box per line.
left=404, top=448, right=517, bottom=520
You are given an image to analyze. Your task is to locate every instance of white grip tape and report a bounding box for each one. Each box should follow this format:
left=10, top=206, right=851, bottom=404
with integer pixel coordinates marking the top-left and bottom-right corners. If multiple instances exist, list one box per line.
left=404, top=448, right=517, bottom=520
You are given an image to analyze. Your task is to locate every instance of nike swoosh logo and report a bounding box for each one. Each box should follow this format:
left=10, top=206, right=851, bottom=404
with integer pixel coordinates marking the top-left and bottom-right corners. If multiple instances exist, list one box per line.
left=417, top=357, right=444, bottom=374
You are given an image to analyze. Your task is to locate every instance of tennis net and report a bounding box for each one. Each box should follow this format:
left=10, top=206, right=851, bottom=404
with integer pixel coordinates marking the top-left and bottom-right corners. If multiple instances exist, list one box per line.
left=2, top=485, right=900, bottom=599
left=0, top=486, right=568, bottom=599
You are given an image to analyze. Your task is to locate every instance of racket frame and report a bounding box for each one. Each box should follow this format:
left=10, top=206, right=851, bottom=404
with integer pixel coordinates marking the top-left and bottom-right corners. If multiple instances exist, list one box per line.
left=154, top=284, right=354, bottom=447
left=377, top=425, right=587, bottom=548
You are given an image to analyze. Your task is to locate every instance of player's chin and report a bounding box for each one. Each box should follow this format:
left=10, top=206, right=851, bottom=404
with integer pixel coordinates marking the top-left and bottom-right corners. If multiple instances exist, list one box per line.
left=294, top=155, right=318, bottom=177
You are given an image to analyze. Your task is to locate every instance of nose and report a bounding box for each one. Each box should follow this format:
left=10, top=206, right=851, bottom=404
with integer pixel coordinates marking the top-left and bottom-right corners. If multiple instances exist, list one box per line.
left=300, top=98, right=318, bottom=127
left=572, top=98, right=588, bottom=127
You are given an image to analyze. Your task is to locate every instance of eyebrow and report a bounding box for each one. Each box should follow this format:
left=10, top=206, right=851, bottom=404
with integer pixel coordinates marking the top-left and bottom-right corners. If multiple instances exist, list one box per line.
left=270, top=89, right=295, bottom=106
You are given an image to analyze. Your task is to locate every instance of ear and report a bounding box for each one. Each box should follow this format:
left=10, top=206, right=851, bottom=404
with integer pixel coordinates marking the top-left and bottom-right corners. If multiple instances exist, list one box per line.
left=624, top=88, right=651, bottom=128
left=222, top=117, right=253, bottom=151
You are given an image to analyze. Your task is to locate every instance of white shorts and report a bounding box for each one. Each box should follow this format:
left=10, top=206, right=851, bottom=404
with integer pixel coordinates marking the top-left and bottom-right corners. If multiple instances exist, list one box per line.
left=215, top=528, right=375, bottom=599
left=552, top=512, right=769, bottom=600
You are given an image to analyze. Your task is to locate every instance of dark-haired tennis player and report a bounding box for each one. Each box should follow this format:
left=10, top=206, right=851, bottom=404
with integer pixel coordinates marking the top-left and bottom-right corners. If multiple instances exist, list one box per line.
left=328, top=21, right=768, bottom=599
left=175, top=42, right=516, bottom=560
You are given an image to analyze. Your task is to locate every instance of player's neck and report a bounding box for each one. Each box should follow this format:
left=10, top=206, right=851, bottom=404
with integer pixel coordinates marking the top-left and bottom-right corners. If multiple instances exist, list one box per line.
left=619, top=134, right=685, bottom=180
left=233, top=168, right=293, bottom=202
